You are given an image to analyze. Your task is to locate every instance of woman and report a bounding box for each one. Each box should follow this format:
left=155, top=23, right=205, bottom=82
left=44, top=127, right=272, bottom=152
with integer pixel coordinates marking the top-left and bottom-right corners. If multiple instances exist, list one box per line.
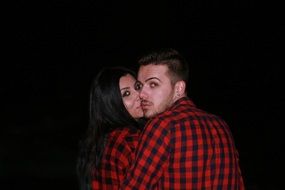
left=77, top=67, right=145, bottom=190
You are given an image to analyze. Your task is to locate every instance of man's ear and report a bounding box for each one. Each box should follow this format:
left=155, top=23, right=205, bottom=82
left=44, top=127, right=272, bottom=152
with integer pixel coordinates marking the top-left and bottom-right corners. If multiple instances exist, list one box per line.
left=175, top=80, right=186, bottom=97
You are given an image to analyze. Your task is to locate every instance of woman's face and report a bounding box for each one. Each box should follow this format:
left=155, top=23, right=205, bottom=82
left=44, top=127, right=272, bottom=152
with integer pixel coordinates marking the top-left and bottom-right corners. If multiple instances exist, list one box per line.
left=119, top=74, right=144, bottom=119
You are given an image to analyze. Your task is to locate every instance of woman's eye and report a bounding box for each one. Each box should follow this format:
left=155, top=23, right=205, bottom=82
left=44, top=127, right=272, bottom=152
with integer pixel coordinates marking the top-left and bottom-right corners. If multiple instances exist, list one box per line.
left=122, top=91, right=130, bottom=97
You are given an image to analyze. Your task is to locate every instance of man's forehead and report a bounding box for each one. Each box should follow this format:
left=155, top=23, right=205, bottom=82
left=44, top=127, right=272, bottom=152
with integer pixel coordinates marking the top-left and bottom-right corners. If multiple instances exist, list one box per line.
left=138, top=65, right=168, bottom=81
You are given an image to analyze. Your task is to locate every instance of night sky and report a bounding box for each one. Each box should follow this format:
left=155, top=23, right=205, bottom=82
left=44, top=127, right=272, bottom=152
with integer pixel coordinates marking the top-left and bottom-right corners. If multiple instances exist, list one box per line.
left=3, top=1, right=282, bottom=190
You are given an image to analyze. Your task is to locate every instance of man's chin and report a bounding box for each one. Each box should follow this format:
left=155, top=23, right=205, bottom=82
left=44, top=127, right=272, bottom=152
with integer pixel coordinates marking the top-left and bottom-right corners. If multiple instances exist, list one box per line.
left=143, top=111, right=156, bottom=119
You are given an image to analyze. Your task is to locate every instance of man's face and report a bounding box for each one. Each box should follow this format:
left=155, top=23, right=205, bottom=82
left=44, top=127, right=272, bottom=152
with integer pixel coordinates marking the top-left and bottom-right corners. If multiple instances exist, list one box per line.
left=138, top=64, right=176, bottom=118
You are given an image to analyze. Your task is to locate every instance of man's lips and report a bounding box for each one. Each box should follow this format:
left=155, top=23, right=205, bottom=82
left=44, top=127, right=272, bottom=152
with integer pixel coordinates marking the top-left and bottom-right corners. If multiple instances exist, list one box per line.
left=141, top=101, right=152, bottom=109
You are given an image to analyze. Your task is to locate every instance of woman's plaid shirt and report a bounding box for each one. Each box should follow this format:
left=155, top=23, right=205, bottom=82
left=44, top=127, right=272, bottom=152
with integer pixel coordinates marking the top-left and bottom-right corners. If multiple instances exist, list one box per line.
left=91, top=127, right=140, bottom=190
left=120, top=97, right=244, bottom=189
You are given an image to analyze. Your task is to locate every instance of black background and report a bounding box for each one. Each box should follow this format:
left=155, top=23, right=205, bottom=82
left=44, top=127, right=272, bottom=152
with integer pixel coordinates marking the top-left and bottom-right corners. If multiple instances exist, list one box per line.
left=2, top=0, right=282, bottom=190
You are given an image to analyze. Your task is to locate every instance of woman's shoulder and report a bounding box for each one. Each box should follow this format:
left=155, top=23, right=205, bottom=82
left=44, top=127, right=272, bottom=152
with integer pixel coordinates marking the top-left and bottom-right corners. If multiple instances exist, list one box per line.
left=107, top=127, right=140, bottom=151
left=110, top=127, right=140, bottom=139
left=109, top=127, right=139, bottom=142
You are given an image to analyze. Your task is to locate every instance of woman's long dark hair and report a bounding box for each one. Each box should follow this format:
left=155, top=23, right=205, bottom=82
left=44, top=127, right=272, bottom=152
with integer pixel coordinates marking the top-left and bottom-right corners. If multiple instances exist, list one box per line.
left=77, top=67, right=142, bottom=190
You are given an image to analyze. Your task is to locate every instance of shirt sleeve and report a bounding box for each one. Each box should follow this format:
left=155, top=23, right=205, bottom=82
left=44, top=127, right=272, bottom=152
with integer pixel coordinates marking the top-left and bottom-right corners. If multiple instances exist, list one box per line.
left=92, top=135, right=131, bottom=190
left=120, top=120, right=171, bottom=190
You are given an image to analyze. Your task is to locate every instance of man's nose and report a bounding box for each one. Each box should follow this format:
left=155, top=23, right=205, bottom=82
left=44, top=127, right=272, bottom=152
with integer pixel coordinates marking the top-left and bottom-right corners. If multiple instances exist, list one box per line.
left=139, top=87, right=147, bottom=100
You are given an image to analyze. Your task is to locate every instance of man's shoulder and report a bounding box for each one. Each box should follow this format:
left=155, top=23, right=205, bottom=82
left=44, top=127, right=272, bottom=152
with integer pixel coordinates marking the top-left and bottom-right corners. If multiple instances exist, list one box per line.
left=158, top=99, right=225, bottom=124
left=147, top=114, right=172, bottom=126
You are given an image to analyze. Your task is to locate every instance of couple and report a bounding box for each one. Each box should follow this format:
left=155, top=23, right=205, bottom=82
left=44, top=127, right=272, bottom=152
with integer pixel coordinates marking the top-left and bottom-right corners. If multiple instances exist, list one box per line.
left=77, top=49, right=244, bottom=190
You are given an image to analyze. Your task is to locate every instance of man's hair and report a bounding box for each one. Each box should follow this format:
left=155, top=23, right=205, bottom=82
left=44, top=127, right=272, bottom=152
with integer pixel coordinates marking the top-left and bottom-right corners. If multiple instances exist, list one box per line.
left=138, top=48, right=189, bottom=85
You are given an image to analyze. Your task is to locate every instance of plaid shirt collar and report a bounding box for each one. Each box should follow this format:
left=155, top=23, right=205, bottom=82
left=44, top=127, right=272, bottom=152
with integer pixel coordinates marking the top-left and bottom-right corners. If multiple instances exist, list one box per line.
left=167, top=96, right=196, bottom=111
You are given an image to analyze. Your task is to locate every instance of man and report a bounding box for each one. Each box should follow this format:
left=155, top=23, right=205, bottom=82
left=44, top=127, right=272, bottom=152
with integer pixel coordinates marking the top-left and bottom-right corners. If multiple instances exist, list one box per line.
left=120, top=49, right=244, bottom=189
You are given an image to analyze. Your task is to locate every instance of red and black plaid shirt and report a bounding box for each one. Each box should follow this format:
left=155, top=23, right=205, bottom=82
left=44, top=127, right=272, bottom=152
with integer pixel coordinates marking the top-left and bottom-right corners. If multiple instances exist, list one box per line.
left=91, top=127, right=140, bottom=190
left=120, top=97, right=244, bottom=189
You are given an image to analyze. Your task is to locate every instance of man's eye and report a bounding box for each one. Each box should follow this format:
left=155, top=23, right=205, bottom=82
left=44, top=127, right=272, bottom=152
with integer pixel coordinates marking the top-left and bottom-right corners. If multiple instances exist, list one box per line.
left=135, top=82, right=142, bottom=91
left=150, top=82, right=158, bottom=88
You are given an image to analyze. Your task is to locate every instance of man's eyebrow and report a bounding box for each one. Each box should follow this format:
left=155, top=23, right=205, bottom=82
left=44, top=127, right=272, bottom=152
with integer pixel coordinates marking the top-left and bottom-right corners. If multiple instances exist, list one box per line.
left=145, top=77, right=161, bottom=83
